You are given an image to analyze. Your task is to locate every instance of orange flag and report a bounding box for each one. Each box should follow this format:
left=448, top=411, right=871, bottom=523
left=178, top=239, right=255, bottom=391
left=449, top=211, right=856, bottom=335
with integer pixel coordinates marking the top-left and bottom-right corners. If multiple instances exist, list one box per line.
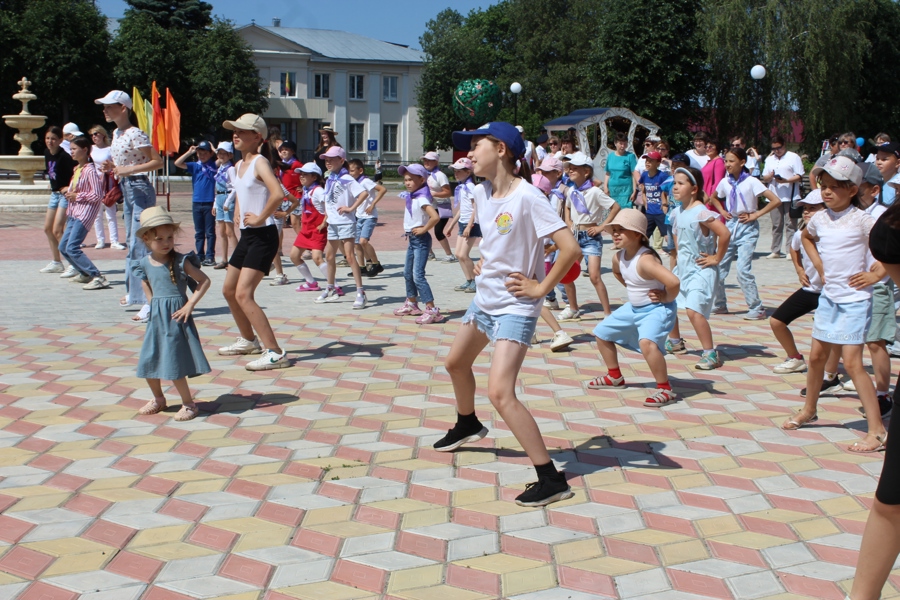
left=151, top=81, right=166, bottom=154
left=165, top=89, right=181, bottom=157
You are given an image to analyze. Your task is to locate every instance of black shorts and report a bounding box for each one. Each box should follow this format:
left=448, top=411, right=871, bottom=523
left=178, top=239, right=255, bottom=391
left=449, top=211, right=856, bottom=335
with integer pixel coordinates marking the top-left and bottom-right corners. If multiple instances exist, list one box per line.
left=770, top=288, right=820, bottom=325
left=435, top=217, right=450, bottom=241
left=877, top=401, right=900, bottom=504
left=229, top=225, right=280, bottom=275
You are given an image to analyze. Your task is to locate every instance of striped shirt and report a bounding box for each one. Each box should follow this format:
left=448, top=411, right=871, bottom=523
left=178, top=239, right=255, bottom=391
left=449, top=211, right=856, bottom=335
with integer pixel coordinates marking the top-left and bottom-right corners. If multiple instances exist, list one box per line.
left=67, top=162, right=104, bottom=225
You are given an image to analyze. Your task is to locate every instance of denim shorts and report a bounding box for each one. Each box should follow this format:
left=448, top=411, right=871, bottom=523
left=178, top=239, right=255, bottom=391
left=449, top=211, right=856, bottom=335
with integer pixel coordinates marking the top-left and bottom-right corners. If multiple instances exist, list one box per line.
left=576, top=230, right=603, bottom=257
left=459, top=222, right=483, bottom=238
left=327, top=222, right=357, bottom=241
left=214, top=194, right=233, bottom=223
left=48, top=191, right=67, bottom=210
left=355, top=217, right=377, bottom=242
left=462, top=302, right=538, bottom=346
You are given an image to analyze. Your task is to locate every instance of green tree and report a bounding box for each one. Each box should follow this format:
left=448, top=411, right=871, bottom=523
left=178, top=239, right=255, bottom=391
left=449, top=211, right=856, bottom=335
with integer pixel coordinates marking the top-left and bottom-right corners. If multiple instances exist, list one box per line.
left=857, top=0, right=900, bottom=141
left=124, top=0, right=211, bottom=29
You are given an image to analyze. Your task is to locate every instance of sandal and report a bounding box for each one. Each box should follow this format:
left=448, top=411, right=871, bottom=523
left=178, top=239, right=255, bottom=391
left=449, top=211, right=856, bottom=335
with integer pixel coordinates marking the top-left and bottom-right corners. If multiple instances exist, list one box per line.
left=174, top=405, right=199, bottom=422
left=849, top=432, right=887, bottom=453
left=131, top=305, right=150, bottom=323
left=119, top=296, right=130, bottom=307
left=138, top=398, right=167, bottom=415
left=782, top=413, right=818, bottom=430
left=587, top=373, right=625, bottom=389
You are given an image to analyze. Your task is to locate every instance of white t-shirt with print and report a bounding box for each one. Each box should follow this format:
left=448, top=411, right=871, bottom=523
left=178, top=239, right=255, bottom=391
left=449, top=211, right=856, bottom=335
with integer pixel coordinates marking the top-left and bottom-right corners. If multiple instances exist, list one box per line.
left=403, top=194, right=432, bottom=232
left=427, top=170, right=450, bottom=196
left=715, top=176, right=767, bottom=215
left=355, top=177, right=379, bottom=219
left=111, top=127, right=152, bottom=168
left=456, top=180, right=477, bottom=224
left=565, top=186, right=617, bottom=226
left=473, top=180, right=567, bottom=317
left=806, top=206, right=875, bottom=303
left=763, top=151, right=805, bottom=202
left=791, top=231, right=823, bottom=293
left=324, top=174, right=365, bottom=225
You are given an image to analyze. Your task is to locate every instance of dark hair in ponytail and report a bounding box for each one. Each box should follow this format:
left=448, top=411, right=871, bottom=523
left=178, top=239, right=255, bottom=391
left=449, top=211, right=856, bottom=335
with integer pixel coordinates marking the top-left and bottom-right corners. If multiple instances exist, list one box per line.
left=259, top=140, right=277, bottom=170
left=47, top=125, right=63, bottom=138
left=725, top=147, right=749, bottom=173
left=71, top=136, right=93, bottom=161
left=639, top=235, right=663, bottom=263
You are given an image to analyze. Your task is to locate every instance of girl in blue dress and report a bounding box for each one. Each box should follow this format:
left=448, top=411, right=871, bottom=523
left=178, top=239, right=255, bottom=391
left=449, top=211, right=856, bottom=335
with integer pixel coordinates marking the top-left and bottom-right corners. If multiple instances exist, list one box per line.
left=134, top=206, right=211, bottom=421
left=665, top=167, right=731, bottom=370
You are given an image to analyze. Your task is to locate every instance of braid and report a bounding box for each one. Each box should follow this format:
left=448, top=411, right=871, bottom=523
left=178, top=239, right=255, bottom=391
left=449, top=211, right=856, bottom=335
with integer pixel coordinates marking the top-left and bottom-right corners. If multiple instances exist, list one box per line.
left=167, top=250, right=176, bottom=285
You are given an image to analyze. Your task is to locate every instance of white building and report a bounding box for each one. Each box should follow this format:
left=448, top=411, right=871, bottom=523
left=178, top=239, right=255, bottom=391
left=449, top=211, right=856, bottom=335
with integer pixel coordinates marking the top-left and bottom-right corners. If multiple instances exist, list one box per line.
left=237, top=21, right=426, bottom=162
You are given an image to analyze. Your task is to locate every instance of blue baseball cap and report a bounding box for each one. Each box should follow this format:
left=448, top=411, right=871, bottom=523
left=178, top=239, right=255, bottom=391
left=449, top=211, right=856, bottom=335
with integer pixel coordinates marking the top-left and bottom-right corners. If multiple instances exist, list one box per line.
left=452, top=122, right=526, bottom=158
left=398, top=164, right=428, bottom=178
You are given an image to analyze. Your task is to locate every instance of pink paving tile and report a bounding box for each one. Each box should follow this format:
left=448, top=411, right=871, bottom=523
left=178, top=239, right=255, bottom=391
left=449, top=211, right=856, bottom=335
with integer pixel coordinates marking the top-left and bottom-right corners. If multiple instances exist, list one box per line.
left=0, top=546, right=54, bottom=579
left=4, top=420, right=44, bottom=436
left=0, top=494, right=17, bottom=512
left=15, top=437, right=54, bottom=452
left=113, top=456, right=155, bottom=474
left=64, top=493, right=112, bottom=517
left=27, top=453, right=72, bottom=472
left=370, top=466, right=409, bottom=483
left=414, top=448, right=455, bottom=465
left=557, top=566, right=617, bottom=597
left=106, top=551, right=163, bottom=583
left=206, top=414, right=240, bottom=427
left=142, top=586, right=194, bottom=600
left=643, top=512, right=698, bottom=538
left=408, top=484, right=451, bottom=506
left=159, top=498, right=207, bottom=522
left=173, top=441, right=211, bottom=458
left=779, top=572, right=845, bottom=600
left=331, top=559, right=386, bottom=593
left=264, top=593, right=295, bottom=600
left=794, top=475, right=847, bottom=495
left=78, top=423, right=116, bottom=438
left=606, top=537, right=661, bottom=565
left=457, top=467, right=499, bottom=486
left=452, top=508, right=499, bottom=531
left=835, top=517, right=867, bottom=535
left=291, top=529, right=341, bottom=557
left=809, top=543, right=859, bottom=567
left=230, top=429, right=264, bottom=443
left=588, top=488, right=638, bottom=509
left=306, top=430, right=340, bottom=445
left=256, top=502, right=304, bottom=527
left=677, top=491, right=731, bottom=513
left=16, top=582, right=78, bottom=600
left=283, top=462, right=322, bottom=479
left=220, top=554, right=273, bottom=587
left=501, top=535, right=552, bottom=562
left=95, top=440, right=133, bottom=455
left=226, top=479, right=271, bottom=500
left=44, top=473, right=90, bottom=492
left=134, top=476, right=180, bottom=496
left=354, top=505, right=400, bottom=529
left=187, top=525, right=238, bottom=552
left=197, top=459, right=240, bottom=478
left=253, top=445, right=291, bottom=460
left=318, top=482, right=361, bottom=504
left=445, top=563, right=501, bottom=596
left=335, top=446, right=375, bottom=463
left=82, top=520, right=136, bottom=549
left=0, top=515, right=35, bottom=543
left=668, top=568, right=734, bottom=599
left=768, top=494, right=824, bottom=516
left=548, top=510, right=598, bottom=534
left=396, top=531, right=446, bottom=562
left=708, top=541, right=768, bottom=569
left=738, top=516, right=798, bottom=540
left=153, top=425, right=189, bottom=440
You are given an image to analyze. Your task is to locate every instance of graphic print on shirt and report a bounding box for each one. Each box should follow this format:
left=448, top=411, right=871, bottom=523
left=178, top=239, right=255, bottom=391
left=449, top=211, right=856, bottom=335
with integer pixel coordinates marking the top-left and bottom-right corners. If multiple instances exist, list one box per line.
left=496, top=212, right=513, bottom=235
left=326, top=180, right=346, bottom=209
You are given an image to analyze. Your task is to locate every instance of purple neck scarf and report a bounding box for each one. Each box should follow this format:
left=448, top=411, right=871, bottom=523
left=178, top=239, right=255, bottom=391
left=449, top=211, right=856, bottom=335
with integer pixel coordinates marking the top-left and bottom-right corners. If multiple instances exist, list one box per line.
left=453, top=177, right=473, bottom=208
left=325, top=168, right=349, bottom=197
left=726, top=170, right=750, bottom=213
left=550, top=182, right=566, bottom=201
left=402, top=185, right=433, bottom=215
left=569, top=179, right=592, bottom=215
left=215, top=161, right=232, bottom=186
left=302, top=184, right=320, bottom=214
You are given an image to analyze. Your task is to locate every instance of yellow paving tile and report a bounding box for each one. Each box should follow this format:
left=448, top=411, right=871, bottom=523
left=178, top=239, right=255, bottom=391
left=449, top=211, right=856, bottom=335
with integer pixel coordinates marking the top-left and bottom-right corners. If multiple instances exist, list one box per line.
left=4, top=493, right=70, bottom=512
left=368, top=498, right=440, bottom=513
left=0, top=572, right=24, bottom=585
left=659, top=540, right=710, bottom=565
left=154, top=470, right=227, bottom=483
left=743, top=508, right=817, bottom=524
left=277, top=581, right=379, bottom=599
left=207, top=518, right=291, bottom=535
left=133, top=542, right=219, bottom=561
left=386, top=564, right=444, bottom=593
left=302, top=505, right=355, bottom=526
left=451, top=487, right=496, bottom=506
left=379, top=459, right=448, bottom=471
left=780, top=458, right=821, bottom=473
left=174, top=479, right=229, bottom=495
left=695, top=515, right=744, bottom=537
left=236, top=462, right=284, bottom=477
left=670, top=473, right=713, bottom=489
left=2, top=485, right=67, bottom=498
left=81, top=476, right=141, bottom=491
left=241, top=473, right=306, bottom=487
left=711, top=532, right=795, bottom=550
left=373, top=449, right=414, bottom=463
left=699, top=456, right=740, bottom=471
left=309, top=521, right=390, bottom=538
left=819, top=495, right=865, bottom=516
left=41, top=551, right=111, bottom=577
left=297, top=457, right=367, bottom=469
left=86, top=488, right=159, bottom=503
left=615, top=529, right=693, bottom=546
left=502, top=565, right=556, bottom=596
left=455, top=554, right=545, bottom=574
left=456, top=500, right=531, bottom=517
left=793, top=518, right=841, bottom=540
left=395, top=587, right=492, bottom=600
left=0, top=448, right=35, bottom=467
left=129, top=525, right=192, bottom=548
left=554, top=538, right=605, bottom=563
left=567, top=556, right=656, bottom=576
left=401, top=507, right=450, bottom=529
left=582, top=470, right=627, bottom=488
left=23, top=538, right=114, bottom=556
left=232, top=530, right=293, bottom=553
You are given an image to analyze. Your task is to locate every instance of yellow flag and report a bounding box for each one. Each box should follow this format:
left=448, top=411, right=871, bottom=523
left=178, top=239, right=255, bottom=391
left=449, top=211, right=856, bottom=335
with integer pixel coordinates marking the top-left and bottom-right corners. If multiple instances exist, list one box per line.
left=132, top=87, right=149, bottom=135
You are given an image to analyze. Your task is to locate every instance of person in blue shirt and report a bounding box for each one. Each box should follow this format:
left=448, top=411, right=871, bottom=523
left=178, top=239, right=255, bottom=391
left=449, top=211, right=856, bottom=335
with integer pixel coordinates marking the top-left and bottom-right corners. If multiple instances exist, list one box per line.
left=175, top=141, right=218, bottom=266
left=639, top=151, right=669, bottom=247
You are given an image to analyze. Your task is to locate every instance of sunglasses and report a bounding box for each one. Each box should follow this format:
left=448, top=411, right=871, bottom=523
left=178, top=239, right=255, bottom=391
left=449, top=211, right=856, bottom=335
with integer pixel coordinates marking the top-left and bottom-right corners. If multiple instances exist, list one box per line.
left=771, top=145, right=784, bottom=151
left=839, top=140, right=852, bottom=145
left=548, top=142, right=559, bottom=146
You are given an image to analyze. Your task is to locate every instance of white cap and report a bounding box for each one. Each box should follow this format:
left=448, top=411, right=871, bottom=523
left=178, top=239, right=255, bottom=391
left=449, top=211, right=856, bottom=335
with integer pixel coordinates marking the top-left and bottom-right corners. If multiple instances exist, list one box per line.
left=798, top=189, right=824, bottom=205
left=421, top=151, right=440, bottom=161
left=62, top=123, right=83, bottom=137
left=295, top=162, right=322, bottom=176
left=563, top=151, right=592, bottom=167
left=94, top=90, right=133, bottom=110
left=515, top=125, right=524, bottom=133
left=215, top=141, right=234, bottom=154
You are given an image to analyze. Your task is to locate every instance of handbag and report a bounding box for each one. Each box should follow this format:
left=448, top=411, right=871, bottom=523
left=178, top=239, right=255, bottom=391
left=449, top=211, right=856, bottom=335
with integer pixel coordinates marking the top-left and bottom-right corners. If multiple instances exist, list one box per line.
left=788, top=182, right=803, bottom=219
left=102, top=176, right=122, bottom=207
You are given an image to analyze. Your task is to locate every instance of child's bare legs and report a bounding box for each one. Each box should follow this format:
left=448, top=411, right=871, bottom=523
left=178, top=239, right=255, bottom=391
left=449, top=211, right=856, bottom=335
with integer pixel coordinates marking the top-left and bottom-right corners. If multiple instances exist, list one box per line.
left=438, top=235, right=452, bottom=257
left=342, top=239, right=363, bottom=289
left=849, top=498, right=900, bottom=600
left=588, top=255, right=612, bottom=315
left=786, top=339, right=830, bottom=428
left=640, top=338, right=669, bottom=384
left=273, top=227, right=285, bottom=276
left=540, top=306, right=562, bottom=333
left=844, top=344, right=887, bottom=449
left=596, top=338, right=619, bottom=371
left=867, top=340, right=891, bottom=393
left=687, top=309, right=714, bottom=349
left=770, top=317, right=799, bottom=357
left=563, top=283, right=579, bottom=311
left=445, top=323, right=490, bottom=417
left=43, top=208, right=63, bottom=263
left=222, top=266, right=282, bottom=352
left=170, top=378, right=197, bottom=409
left=455, top=235, right=477, bottom=280
left=670, top=318, right=682, bottom=341
left=324, top=241, right=339, bottom=285
left=140, top=378, right=167, bottom=414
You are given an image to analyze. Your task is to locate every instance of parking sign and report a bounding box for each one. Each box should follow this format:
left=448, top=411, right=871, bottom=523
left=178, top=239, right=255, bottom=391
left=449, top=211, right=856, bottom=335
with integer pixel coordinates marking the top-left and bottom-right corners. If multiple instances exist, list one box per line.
left=367, top=140, right=378, bottom=152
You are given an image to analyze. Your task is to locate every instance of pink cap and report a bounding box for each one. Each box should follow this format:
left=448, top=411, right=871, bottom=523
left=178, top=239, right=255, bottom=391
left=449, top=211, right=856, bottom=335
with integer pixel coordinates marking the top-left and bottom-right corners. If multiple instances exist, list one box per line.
left=319, top=146, right=346, bottom=160
left=642, top=151, right=662, bottom=161
left=421, top=151, right=440, bottom=161
left=451, top=157, right=473, bottom=170
left=531, top=173, right=551, bottom=195
left=537, top=156, right=564, bottom=173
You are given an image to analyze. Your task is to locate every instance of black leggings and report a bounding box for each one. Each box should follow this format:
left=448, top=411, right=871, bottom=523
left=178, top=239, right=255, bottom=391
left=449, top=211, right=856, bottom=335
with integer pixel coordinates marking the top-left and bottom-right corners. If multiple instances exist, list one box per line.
left=435, top=217, right=450, bottom=242
left=770, top=288, right=820, bottom=325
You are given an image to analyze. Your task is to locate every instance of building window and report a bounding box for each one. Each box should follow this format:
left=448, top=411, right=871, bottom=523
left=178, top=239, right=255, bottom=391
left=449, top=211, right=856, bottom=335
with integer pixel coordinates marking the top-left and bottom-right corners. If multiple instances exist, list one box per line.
left=349, top=124, right=365, bottom=152
left=313, top=73, right=330, bottom=99
left=383, top=124, right=398, bottom=153
left=383, top=76, right=398, bottom=101
left=280, top=72, right=296, bottom=97
left=349, top=75, right=365, bottom=101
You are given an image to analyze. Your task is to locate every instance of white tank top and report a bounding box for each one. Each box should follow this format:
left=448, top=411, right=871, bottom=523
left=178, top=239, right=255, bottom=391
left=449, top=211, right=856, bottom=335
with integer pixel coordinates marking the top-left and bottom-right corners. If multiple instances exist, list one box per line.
left=619, top=246, right=665, bottom=307
left=233, top=155, right=275, bottom=230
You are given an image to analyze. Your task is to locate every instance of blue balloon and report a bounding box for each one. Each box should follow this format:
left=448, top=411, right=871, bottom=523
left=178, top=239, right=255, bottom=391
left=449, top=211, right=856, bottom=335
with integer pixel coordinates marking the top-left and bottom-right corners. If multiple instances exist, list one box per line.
left=857, top=137, right=865, bottom=147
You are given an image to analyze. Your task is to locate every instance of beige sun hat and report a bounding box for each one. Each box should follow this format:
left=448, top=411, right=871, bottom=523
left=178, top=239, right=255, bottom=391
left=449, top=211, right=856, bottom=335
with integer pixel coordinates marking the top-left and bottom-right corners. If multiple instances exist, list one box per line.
left=602, top=208, right=648, bottom=238
left=223, top=113, right=267, bottom=137
left=136, top=206, right=180, bottom=238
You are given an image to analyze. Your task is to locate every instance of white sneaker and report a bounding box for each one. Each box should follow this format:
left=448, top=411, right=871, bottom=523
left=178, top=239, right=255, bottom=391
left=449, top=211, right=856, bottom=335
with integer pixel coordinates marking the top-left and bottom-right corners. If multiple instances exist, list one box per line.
left=71, top=273, right=92, bottom=284
left=95, top=241, right=105, bottom=249
left=218, top=337, right=262, bottom=356
left=543, top=298, right=560, bottom=310
left=246, top=349, right=290, bottom=371
left=550, top=330, right=574, bottom=352
left=269, top=274, right=289, bottom=286
left=842, top=378, right=857, bottom=392
left=773, top=357, right=807, bottom=374
left=315, top=288, right=341, bottom=303
left=83, top=275, right=109, bottom=290
left=440, top=255, right=458, bottom=263
left=59, top=265, right=78, bottom=278
left=111, top=242, right=126, bottom=250
left=532, top=333, right=539, bottom=345
left=765, top=252, right=784, bottom=259
left=558, top=306, right=582, bottom=321
left=40, top=261, right=64, bottom=273
left=352, top=292, right=367, bottom=310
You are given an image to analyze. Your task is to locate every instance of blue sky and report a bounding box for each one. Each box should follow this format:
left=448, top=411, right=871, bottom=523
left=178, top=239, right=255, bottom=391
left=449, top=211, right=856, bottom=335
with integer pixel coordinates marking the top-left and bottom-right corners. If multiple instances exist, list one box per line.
left=95, top=1, right=493, bottom=48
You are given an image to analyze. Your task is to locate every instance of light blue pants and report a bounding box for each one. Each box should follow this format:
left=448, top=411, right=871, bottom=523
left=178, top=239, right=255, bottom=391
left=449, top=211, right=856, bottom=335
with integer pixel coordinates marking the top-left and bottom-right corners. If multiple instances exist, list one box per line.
left=714, top=218, right=762, bottom=313
left=122, top=176, right=156, bottom=305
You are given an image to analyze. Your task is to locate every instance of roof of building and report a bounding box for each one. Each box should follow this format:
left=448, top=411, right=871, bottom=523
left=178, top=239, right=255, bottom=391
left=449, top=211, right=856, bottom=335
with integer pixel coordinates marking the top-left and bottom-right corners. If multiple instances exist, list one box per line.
left=250, top=25, right=425, bottom=64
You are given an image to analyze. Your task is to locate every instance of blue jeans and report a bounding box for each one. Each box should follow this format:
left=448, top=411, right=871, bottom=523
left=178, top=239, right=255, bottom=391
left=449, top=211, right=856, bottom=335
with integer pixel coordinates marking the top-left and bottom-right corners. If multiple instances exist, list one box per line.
left=122, top=176, right=156, bottom=305
left=192, top=202, right=216, bottom=260
left=714, top=218, right=762, bottom=312
left=404, top=232, right=433, bottom=304
left=58, top=217, right=99, bottom=277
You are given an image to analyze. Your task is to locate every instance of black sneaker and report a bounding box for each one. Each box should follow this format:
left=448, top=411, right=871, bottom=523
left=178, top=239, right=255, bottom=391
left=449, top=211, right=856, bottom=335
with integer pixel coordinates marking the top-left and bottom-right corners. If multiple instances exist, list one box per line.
left=371, top=263, right=384, bottom=275
left=515, top=474, right=574, bottom=507
left=201, top=258, right=216, bottom=267
left=433, top=422, right=488, bottom=452
left=859, top=395, right=894, bottom=418
left=801, top=374, right=842, bottom=397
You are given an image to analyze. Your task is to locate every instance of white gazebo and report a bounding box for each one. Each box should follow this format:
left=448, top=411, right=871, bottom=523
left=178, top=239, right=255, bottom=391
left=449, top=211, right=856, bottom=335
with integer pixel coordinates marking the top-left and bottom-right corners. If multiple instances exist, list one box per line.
left=543, top=107, right=660, bottom=173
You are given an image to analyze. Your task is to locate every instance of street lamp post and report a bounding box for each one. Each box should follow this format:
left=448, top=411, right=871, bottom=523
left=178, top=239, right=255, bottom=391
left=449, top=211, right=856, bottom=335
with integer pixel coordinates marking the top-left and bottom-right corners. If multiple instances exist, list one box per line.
left=750, top=65, right=766, bottom=146
left=510, top=82, right=522, bottom=126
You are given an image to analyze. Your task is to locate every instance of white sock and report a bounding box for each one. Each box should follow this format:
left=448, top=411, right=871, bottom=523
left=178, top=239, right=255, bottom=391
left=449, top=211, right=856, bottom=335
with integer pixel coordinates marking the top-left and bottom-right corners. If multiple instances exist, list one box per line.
left=295, top=263, right=315, bottom=284
left=317, top=262, right=329, bottom=279
left=824, top=371, right=836, bottom=380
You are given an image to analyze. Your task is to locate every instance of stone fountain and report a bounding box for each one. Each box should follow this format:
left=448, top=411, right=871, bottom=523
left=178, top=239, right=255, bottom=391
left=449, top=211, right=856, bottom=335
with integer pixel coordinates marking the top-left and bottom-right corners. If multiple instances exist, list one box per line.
left=0, top=77, right=48, bottom=209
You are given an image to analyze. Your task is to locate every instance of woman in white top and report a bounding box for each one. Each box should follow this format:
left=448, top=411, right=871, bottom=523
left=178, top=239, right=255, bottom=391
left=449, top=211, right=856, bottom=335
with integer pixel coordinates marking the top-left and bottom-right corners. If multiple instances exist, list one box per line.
left=216, top=114, right=289, bottom=372
left=433, top=122, right=581, bottom=508
left=88, top=125, right=122, bottom=251
left=95, top=90, right=163, bottom=323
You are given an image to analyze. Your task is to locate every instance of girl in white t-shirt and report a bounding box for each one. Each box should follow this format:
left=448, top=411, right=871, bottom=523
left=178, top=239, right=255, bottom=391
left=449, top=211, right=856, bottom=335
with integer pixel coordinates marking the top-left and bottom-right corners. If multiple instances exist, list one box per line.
left=712, top=148, right=782, bottom=319
left=348, top=159, right=387, bottom=276
left=289, top=163, right=328, bottom=292
left=434, top=123, right=581, bottom=508
left=423, top=153, right=456, bottom=261
left=786, top=157, right=886, bottom=453
left=444, top=158, right=481, bottom=292
left=589, top=209, right=681, bottom=407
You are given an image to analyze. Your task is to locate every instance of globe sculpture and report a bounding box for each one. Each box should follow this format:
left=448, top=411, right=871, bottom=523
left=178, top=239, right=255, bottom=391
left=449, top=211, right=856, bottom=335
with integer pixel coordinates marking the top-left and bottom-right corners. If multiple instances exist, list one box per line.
left=453, top=79, right=502, bottom=125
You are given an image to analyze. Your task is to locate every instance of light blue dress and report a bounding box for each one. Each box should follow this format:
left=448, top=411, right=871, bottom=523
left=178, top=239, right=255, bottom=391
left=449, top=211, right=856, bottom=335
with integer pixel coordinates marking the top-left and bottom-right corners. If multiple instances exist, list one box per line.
left=674, top=204, right=719, bottom=318
left=134, top=252, right=211, bottom=380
